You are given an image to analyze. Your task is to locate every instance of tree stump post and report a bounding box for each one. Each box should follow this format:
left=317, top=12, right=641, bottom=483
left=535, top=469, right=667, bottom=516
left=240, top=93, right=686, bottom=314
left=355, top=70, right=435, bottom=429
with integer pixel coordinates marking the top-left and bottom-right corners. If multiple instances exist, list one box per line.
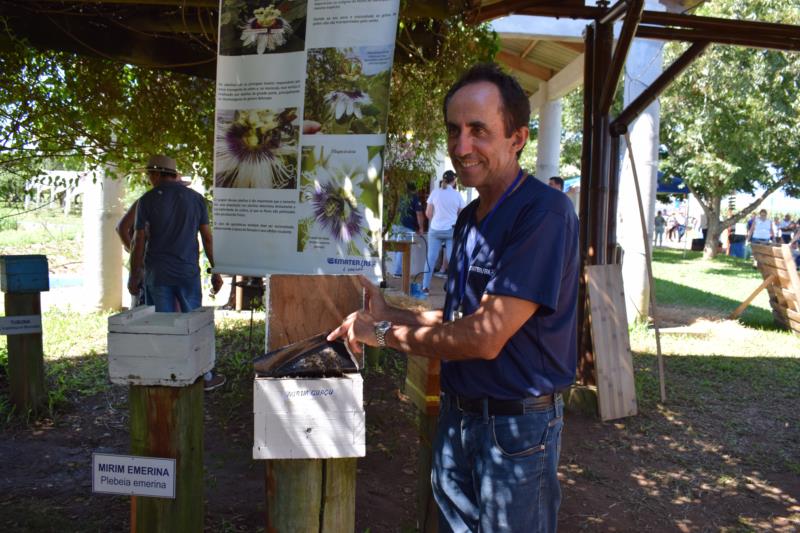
left=107, top=306, right=214, bottom=533
left=0, top=254, right=49, bottom=415
left=263, top=274, right=362, bottom=532
left=129, top=381, right=204, bottom=533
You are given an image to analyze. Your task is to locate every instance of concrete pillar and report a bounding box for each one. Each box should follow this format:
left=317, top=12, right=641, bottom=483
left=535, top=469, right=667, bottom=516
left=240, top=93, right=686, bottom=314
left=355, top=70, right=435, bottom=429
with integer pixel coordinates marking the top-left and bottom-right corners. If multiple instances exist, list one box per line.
left=535, top=97, right=562, bottom=182
left=82, top=168, right=125, bottom=311
left=617, top=39, right=664, bottom=323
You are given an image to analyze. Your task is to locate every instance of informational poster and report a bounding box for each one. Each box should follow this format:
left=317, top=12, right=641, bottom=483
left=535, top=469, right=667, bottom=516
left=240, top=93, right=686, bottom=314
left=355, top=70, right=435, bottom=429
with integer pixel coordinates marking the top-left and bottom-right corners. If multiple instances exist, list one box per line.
left=213, top=0, right=400, bottom=279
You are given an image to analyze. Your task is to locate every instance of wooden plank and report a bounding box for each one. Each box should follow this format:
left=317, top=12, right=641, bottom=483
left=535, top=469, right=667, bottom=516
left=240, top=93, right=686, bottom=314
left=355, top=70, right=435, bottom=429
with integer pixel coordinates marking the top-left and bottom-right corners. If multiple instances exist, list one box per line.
left=751, top=243, right=784, bottom=258
left=754, top=255, right=784, bottom=270
left=779, top=244, right=800, bottom=293
left=129, top=381, right=203, bottom=533
left=729, top=274, right=775, bottom=319
left=787, top=308, right=800, bottom=323
left=587, top=264, right=637, bottom=421
left=264, top=275, right=362, bottom=532
left=5, top=292, right=46, bottom=414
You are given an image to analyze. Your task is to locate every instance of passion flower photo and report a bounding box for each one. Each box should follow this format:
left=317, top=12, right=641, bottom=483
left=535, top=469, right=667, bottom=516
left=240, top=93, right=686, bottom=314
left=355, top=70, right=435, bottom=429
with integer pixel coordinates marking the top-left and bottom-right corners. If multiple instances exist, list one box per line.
left=296, top=146, right=381, bottom=257
left=303, top=46, right=392, bottom=135
left=215, top=107, right=299, bottom=189
left=219, top=0, right=307, bottom=56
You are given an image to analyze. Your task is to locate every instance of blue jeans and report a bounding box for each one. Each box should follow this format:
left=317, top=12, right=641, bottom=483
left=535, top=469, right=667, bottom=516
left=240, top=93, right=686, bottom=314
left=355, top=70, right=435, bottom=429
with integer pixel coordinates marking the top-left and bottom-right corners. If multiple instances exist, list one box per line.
left=145, top=272, right=202, bottom=312
left=432, top=393, right=564, bottom=533
left=423, top=228, right=454, bottom=290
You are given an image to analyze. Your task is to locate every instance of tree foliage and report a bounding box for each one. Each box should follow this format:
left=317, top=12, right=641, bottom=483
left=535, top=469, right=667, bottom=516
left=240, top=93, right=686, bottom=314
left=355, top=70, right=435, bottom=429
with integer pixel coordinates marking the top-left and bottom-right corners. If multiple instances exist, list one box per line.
left=660, top=0, right=800, bottom=256
left=0, top=23, right=215, bottom=192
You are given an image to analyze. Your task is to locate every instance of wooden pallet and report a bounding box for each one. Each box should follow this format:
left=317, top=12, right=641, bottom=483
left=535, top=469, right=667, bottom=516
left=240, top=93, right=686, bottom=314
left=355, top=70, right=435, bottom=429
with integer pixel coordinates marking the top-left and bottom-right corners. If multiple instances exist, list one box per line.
left=731, top=244, right=800, bottom=334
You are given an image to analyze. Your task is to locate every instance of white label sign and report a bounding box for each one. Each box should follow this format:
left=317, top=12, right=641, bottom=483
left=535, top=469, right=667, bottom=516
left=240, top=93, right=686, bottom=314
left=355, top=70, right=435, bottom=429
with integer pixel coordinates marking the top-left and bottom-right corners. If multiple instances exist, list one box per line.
left=0, top=315, right=41, bottom=335
left=92, top=453, right=176, bottom=499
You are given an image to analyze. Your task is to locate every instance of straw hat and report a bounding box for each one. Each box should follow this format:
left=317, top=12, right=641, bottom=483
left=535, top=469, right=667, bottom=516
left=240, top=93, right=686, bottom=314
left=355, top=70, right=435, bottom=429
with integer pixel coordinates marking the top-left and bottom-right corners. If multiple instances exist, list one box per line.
left=144, top=154, right=178, bottom=175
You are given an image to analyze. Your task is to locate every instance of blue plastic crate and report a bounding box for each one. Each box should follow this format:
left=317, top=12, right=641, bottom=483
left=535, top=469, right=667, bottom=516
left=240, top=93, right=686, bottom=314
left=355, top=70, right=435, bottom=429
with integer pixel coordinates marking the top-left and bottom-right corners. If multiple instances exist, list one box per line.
left=0, top=255, right=50, bottom=293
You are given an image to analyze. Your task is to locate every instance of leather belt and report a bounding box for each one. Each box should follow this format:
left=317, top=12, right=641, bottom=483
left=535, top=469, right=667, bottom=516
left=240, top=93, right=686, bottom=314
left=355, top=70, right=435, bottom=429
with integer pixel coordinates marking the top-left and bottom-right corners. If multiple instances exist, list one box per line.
left=446, top=393, right=559, bottom=416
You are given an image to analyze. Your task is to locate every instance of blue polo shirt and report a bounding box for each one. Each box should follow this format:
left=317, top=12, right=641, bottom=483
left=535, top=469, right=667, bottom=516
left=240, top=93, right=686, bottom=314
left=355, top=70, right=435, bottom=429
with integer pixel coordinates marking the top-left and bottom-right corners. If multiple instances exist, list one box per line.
left=441, top=175, right=579, bottom=400
left=135, top=181, right=209, bottom=285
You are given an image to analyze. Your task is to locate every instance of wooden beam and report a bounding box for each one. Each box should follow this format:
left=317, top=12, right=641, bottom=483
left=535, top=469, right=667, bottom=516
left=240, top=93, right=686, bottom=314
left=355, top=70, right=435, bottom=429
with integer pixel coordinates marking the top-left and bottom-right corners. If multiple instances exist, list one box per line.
left=729, top=274, right=776, bottom=319
left=529, top=53, right=584, bottom=114
left=599, top=0, right=644, bottom=115
left=26, top=0, right=217, bottom=6
left=610, top=41, right=709, bottom=135
left=553, top=40, right=585, bottom=54
left=636, top=25, right=800, bottom=51
left=520, top=39, right=539, bottom=59
left=497, top=49, right=553, bottom=81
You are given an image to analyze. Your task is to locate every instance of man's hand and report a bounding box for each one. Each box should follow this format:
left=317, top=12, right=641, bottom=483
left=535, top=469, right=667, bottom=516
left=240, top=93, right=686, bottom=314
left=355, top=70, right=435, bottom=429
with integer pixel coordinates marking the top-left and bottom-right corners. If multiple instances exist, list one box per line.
left=327, top=276, right=388, bottom=355
left=327, top=309, right=376, bottom=356
left=211, top=273, right=223, bottom=294
left=357, top=275, right=389, bottom=319
left=127, top=273, right=141, bottom=296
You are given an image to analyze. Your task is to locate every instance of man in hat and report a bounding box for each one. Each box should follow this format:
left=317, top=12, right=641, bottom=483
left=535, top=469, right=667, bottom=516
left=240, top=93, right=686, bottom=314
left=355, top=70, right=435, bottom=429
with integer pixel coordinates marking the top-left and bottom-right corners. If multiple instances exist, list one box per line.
left=127, top=154, right=225, bottom=390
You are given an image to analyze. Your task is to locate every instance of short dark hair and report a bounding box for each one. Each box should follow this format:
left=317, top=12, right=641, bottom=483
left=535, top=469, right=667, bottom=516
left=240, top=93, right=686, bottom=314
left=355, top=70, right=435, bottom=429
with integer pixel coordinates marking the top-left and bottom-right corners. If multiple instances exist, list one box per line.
left=442, top=170, right=456, bottom=183
left=443, top=63, right=530, bottom=152
left=549, top=176, right=564, bottom=190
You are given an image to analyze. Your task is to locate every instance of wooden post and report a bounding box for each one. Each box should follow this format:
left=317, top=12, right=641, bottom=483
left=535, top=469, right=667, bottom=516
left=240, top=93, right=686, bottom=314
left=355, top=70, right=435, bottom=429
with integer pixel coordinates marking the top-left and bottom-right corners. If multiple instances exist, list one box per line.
left=129, top=381, right=204, bottom=533
left=404, top=353, right=441, bottom=533
left=5, top=292, right=46, bottom=414
left=263, top=274, right=362, bottom=532
left=108, top=306, right=214, bottom=533
left=1, top=254, right=49, bottom=415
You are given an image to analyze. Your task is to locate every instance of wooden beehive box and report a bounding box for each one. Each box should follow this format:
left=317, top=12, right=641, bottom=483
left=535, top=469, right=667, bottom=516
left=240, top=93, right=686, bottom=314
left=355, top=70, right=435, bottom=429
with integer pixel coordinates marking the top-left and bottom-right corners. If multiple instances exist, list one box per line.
left=107, top=306, right=215, bottom=387
left=0, top=255, right=49, bottom=293
left=253, top=373, right=365, bottom=459
left=404, top=355, right=440, bottom=416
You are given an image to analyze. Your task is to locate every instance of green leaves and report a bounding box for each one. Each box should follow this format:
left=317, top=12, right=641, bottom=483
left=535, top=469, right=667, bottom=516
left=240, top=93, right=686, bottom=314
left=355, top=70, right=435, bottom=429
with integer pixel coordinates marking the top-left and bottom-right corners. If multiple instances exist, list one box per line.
left=660, top=0, right=800, bottom=218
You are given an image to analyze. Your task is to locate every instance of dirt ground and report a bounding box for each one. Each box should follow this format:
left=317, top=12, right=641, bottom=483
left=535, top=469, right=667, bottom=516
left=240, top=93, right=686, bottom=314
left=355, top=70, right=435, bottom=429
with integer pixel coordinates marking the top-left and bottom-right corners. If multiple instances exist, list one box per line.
left=2, top=351, right=798, bottom=532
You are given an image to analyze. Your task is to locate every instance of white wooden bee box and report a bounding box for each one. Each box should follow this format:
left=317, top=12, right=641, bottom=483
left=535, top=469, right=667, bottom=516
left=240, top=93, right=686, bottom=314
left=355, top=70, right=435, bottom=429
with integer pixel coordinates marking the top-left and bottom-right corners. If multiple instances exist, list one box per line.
left=107, top=306, right=215, bottom=387
left=253, top=373, right=365, bottom=459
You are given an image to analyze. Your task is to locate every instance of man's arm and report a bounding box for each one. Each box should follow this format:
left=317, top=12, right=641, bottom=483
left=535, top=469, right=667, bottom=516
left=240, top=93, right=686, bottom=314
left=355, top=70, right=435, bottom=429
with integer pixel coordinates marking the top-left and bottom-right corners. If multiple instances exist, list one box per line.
left=328, top=277, right=538, bottom=361
left=416, top=211, right=426, bottom=234
left=116, top=201, right=138, bottom=252
left=127, top=229, right=146, bottom=295
left=199, top=224, right=223, bottom=294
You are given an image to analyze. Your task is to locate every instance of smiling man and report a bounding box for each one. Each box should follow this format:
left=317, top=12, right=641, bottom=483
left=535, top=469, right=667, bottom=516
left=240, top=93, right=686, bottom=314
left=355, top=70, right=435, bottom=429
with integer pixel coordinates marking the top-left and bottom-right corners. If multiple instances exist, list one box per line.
left=329, top=63, right=579, bottom=532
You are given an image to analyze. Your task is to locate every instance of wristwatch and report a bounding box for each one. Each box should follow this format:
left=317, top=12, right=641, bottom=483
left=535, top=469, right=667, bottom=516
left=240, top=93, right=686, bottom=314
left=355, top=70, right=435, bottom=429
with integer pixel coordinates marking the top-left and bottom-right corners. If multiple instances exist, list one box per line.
left=374, top=320, right=392, bottom=348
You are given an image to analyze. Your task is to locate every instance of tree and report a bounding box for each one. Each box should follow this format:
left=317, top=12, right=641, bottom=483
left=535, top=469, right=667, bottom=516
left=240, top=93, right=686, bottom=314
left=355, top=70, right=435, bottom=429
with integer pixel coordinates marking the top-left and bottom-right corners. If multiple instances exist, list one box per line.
left=660, top=1, right=800, bottom=258
left=0, top=27, right=215, bottom=193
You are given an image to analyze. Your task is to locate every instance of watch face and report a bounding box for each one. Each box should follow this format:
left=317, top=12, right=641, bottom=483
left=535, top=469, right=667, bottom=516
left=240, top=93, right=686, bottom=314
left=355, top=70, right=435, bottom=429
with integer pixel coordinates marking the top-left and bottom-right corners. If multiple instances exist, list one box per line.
left=376, top=320, right=391, bottom=333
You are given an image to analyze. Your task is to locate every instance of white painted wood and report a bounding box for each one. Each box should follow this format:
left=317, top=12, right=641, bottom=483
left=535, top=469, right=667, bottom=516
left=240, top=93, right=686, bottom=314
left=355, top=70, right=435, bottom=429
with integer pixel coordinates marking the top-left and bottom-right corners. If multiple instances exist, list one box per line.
left=253, top=374, right=365, bottom=459
left=530, top=54, right=584, bottom=113
left=107, top=307, right=215, bottom=386
left=108, top=306, right=213, bottom=335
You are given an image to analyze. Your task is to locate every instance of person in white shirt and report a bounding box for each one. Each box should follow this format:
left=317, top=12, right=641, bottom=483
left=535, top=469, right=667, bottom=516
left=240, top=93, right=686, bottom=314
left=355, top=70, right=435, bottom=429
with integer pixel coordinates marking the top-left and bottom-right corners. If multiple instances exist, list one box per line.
left=423, top=170, right=465, bottom=292
left=747, top=209, right=774, bottom=245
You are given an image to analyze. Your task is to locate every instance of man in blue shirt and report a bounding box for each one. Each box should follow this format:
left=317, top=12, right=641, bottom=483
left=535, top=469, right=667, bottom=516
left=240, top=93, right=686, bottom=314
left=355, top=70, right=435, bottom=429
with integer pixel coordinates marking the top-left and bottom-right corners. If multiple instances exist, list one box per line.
left=128, top=154, right=225, bottom=390
left=329, top=64, right=579, bottom=532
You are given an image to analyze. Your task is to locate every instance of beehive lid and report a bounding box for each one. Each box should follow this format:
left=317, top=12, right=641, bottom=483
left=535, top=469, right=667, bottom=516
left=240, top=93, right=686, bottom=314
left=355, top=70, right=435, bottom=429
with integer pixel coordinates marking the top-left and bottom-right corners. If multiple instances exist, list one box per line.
left=108, top=306, right=213, bottom=335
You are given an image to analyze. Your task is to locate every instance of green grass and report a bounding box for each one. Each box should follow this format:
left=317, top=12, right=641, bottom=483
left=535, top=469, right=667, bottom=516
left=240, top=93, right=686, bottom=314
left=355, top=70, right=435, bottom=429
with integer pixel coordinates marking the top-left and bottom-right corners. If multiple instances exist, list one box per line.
left=0, top=205, right=83, bottom=268
left=651, top=248, right=776, bottom=328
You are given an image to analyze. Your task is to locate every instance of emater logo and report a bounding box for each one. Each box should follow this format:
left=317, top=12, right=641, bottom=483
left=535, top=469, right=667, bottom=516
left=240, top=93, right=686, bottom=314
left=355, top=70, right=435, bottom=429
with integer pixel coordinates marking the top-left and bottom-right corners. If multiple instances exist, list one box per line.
left=326, top=258, right=376, bottom=267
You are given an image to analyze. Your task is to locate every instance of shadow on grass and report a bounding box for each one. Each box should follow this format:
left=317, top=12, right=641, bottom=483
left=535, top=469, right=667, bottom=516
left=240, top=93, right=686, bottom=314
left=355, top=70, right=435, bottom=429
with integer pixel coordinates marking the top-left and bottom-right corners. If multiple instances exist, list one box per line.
left=561, top=352, right=800, bottom=531
left=655, top=278, right=777, bottom=330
